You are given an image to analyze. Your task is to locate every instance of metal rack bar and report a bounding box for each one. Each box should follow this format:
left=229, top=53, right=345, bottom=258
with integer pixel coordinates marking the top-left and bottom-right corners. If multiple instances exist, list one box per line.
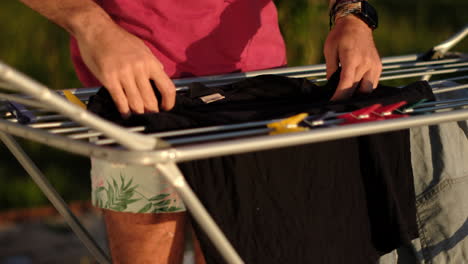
left=410, top=102, right=468, bottom=114
left=421, top=25, right=468, bottom=80
left=413, top=98, right=468, bottom=108
left=29, top=121, right=77, bottom=129
left=429, top=75, right=468, bottom=85
left=142, top=128, right=270, bottom=146
left=49, top=126, right=91, bottom=134
left=379, top=67, right=468, bottom=81
left=170, top=53, right=425, bottom=86
left=381, top=61, right=468, bottom=76
left=2, top=105, right=468, bottom=166
left=0, top=92, right=49, bottom=109
left=433, top=84, right=468, bottom=94
left=171, top=108, right=468, bottom=162
left=94, top=101, right=468, bottom=147
left=53, top=56, right=467, bottom=97
left=7, top=59, right=465, bottom=143
left=68, top=126, right=145, bottom=139
left=383, top=58, right=468, bottom=70
left=5, top=68, right=465, bottom=140
left=430, top=25, right=468, bottom=58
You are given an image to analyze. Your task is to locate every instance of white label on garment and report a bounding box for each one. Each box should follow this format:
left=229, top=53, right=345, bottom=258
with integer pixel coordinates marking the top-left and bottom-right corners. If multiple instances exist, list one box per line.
left=200, top=93, right=225, bottom=104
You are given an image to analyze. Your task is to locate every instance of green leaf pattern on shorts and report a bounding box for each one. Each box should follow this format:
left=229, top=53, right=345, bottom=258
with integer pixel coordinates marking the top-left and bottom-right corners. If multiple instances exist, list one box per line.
left=93, top=173, right=182, bottom=213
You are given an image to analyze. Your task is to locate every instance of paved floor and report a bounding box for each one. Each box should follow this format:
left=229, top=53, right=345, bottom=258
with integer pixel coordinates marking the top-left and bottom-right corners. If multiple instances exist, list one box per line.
left=0, top=212, right=107, bottom=264
left=0, top=207, right=195, bottom=264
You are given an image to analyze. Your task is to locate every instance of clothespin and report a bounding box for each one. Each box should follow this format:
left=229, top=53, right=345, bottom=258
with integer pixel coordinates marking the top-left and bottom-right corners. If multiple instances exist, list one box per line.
left=338, top=104, right=382, bottom=125
left=303, top=111, right=344, bottom=127
left=267, top=113, right=309, bottom=135
left=6, top=101, right=37, bottom=124
left=372, top=101, right=409, bottom=119
left=63, top=90, right=86, bottom=109
left=396, top=99, right=428, bottom=114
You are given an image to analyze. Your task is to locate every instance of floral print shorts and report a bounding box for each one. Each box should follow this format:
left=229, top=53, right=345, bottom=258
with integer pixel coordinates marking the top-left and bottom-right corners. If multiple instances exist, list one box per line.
left=90, top=159, right=186, bottom=213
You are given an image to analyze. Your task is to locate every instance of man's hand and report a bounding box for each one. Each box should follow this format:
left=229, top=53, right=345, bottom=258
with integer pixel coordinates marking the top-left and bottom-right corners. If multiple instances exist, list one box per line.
left=324, top=15, right=382, bottom=101
left=76, top=24, right=176, bottom=115
left=19, top=0, right=176, bottom=116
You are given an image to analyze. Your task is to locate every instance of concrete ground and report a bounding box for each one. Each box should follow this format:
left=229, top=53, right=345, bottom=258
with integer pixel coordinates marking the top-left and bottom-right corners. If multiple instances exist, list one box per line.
left=0, top=203, right=195, bottom=264
left=0, top=207, right=107, bottom=264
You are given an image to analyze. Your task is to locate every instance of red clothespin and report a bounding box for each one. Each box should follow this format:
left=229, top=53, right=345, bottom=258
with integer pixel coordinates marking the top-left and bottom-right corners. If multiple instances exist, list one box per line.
left=338, top=104, right=383, bottom=125
left=372, top=101, right=409, bottom=119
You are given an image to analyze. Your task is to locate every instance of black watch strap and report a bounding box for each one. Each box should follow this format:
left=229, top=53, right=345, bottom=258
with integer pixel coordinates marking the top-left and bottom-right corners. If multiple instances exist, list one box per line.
left=330, top=1, right=379, bottom=30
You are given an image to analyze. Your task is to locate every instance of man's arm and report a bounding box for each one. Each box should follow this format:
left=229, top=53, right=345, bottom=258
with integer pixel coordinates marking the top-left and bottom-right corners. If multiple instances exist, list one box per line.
left=19, top=0, right=176, bottom=115
left=324, top=0, right=382, bottom=101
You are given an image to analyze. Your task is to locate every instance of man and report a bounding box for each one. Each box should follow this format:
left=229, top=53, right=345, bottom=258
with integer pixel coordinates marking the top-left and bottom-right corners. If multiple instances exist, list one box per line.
left=19, top=0, right=382, bottom=263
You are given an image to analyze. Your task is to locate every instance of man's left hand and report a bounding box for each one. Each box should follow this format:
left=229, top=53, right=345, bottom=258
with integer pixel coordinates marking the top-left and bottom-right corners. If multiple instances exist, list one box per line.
left=324, top=15, right=382, bottom=101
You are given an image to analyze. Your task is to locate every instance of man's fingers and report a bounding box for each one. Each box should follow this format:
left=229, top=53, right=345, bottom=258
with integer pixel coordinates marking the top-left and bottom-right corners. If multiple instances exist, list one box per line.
left=332, top=48, right=359, bottom=101
left=136, top=72, right=159, bottom=113
left=372, top=69, right=381, bottom=90
left=105, top=80, right=130, bottom=117
left=331, top=66, right=356, bottom=101
left=353, top=64, right=370, bottom=94
left=371, top=62, right=382, bottom=90
left=358, top=71, right=374, bottom=94
left=120, top=72, right=145, bottom=114
left=149, top=66, right=176, bottom=111
left=358, top=63, right=381, bottom=93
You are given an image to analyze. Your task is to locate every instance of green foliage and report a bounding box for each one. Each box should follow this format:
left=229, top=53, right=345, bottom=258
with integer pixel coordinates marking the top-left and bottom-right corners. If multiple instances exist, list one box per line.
left=0, top=140, right=90, bottom=210
left=276, top=0, right=330, bottom=66
left=0, top=2, right=81, bottom=89
left=92, top=174, right=181, bottom=213
left=0, top=0, right=467, bottom=210
left=104, top=176, right=141, bottom=211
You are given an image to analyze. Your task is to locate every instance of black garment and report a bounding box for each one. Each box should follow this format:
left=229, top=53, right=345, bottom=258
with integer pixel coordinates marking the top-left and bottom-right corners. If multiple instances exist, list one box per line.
left=358, top=133, right=420, bottom=255
left=181, top=139, right=379, bottom=264
left=88, top=73, right=433, bottom=133
left=88, top=75, right=434, bottom=263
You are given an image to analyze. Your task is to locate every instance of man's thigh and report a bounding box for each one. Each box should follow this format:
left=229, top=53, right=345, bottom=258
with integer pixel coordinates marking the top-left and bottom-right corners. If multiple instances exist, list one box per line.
left=104, top=210, right=187, bottom=264
left=91, top=159, right=188, bottom=263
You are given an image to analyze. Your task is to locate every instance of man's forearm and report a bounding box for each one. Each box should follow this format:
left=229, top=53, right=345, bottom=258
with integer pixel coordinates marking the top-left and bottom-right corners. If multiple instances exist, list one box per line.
left=19, top=0, right=115, bottom=39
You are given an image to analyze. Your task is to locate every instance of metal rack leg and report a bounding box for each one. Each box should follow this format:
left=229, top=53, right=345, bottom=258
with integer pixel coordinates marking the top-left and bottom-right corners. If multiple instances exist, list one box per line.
left=0, top=132, right=111, bottom=264
left=155, top=162, right=244, bottom=264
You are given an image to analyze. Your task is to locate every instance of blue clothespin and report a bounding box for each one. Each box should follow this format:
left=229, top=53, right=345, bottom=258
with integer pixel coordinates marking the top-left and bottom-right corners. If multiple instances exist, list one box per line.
left=6, top=101, right=37, bottom=124
left=396, top=99, right=429, bottom=114
left=303, top=111, right=344, bottom=127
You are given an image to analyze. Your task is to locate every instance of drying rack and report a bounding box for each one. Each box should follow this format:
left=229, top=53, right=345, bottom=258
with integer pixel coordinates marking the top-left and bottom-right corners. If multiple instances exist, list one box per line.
left=0, top=25, right=467, bottom=264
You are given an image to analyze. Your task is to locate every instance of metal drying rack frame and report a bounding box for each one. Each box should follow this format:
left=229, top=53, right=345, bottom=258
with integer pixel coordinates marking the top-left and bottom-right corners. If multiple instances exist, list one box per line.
left=0, top=25, right=467, bottom=264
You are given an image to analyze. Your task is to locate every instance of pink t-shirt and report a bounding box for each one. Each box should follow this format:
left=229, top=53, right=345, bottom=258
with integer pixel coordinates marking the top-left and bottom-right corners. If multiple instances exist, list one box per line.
left=70, top=0, right=287, bottom=87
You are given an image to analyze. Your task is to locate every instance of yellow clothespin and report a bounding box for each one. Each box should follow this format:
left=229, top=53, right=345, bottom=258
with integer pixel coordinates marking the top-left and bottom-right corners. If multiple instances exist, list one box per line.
left=267, top=113, right=309, bottom=135
left=63, top=90, right=86, bottom=109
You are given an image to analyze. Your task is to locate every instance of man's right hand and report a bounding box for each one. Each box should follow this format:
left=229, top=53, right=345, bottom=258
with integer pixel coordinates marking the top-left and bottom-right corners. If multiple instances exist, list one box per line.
left=19, top=0, right=176, bottom=116
left=76, top=24, right=176, bottom=116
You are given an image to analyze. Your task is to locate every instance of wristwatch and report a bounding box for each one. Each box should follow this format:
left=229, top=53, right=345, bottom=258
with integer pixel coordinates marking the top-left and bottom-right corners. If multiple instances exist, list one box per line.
left=329, top=1, right=379, bottom=30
